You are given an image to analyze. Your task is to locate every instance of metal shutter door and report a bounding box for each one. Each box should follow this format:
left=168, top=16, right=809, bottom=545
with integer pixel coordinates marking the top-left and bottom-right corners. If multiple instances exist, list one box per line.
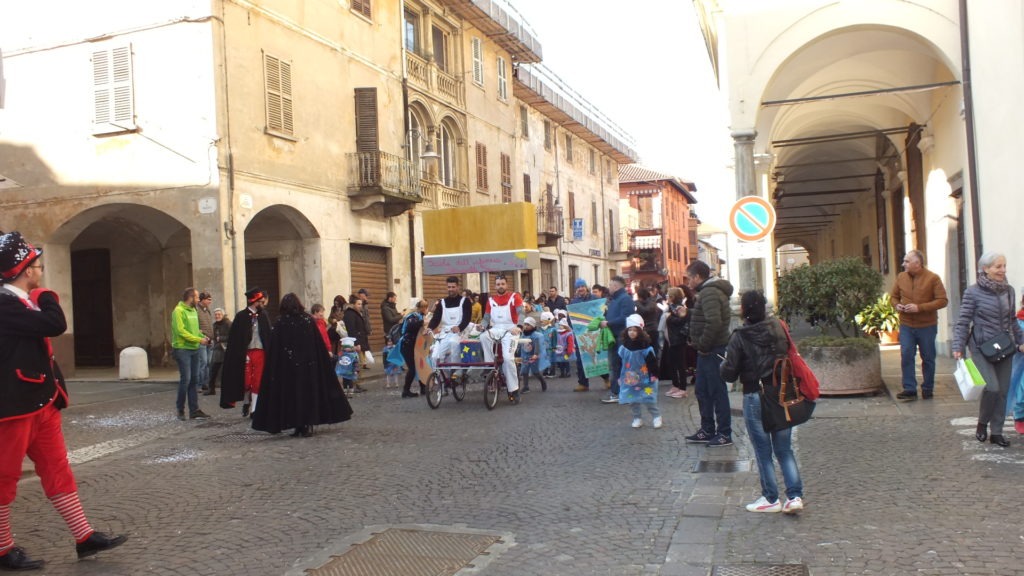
left=350, top=246, right=389, bottom=354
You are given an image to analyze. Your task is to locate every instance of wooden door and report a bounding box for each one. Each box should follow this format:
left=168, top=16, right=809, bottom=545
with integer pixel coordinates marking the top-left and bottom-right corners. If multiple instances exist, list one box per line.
left=72, top=249, right=114, bottom=366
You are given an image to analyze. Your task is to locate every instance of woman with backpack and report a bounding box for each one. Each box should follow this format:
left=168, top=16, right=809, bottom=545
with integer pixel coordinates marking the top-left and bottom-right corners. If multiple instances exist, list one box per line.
left=720, top=290, right=805, bottom=515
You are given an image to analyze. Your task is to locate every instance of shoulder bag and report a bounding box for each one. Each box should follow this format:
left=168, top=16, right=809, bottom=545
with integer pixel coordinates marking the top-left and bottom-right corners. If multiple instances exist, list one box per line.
left=975, top=292, right=1018, bottom=364
left=760, top=352, right=816, bottom=433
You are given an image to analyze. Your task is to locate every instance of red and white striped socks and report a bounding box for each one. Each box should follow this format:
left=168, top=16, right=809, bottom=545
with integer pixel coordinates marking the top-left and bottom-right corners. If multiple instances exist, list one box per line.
left=50, top=493, right=94, bottom=543
left=0, top=504, right=12, bottom=555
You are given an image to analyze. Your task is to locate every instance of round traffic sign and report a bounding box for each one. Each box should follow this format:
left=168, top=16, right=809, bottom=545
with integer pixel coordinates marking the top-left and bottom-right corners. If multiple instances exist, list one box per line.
left=729, top=196, right=776, bottom=242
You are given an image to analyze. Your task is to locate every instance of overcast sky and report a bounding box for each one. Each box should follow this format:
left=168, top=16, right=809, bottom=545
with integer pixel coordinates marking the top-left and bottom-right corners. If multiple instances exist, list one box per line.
left=509, top=0, right=736, bottom=230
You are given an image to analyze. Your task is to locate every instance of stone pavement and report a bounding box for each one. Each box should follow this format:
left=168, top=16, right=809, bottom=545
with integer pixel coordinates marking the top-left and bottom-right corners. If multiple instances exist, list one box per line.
left=6, top=350, right=1021, bottom=575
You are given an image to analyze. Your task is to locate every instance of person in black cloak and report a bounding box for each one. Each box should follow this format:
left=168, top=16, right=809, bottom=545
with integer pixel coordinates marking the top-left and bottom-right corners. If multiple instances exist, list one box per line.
left=251, top=293, right=353, bottom=437
left=219, top=287, right=272, bottom=416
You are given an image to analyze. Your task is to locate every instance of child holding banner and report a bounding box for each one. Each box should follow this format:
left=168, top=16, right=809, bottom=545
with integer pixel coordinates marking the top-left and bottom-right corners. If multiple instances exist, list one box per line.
left=618, top=314, right=661, bottom=429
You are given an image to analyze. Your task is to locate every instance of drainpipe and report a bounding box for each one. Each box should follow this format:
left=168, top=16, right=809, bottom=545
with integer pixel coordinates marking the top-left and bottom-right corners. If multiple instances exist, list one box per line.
left=214, top=2, right=240, bottom=312
left=959, top=0, right=983, bottom=260
left=400, top=2, right=417, bottom=298
left=553, top=126, right=564, bottom=289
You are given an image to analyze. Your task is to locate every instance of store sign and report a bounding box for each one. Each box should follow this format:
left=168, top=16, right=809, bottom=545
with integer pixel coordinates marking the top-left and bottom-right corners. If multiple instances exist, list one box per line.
left=572, top=218, right=584, bottom=240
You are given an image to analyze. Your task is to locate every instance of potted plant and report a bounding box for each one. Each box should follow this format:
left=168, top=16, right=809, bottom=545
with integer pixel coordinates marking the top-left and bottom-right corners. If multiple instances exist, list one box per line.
left=855, top=293, right=901, bottom=345
left=777, top=258, right=884, bottom=395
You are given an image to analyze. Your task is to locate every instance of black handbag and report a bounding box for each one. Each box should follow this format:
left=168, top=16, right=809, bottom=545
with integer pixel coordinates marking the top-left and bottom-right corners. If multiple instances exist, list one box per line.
left=974, top=292, right=1018, bottom=364
left=760, top=356, right=815, bottom=433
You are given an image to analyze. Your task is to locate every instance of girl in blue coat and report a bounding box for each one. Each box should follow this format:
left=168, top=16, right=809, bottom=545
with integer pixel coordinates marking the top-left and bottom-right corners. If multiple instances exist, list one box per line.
left=519, top=317, right=550, bottom=392
left=618, top=314, right=661, bottom=429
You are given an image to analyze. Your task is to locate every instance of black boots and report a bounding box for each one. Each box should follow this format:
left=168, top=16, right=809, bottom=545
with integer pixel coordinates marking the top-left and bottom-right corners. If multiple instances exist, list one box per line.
left=990, top=434, right=1010, bottom=448
left=76, top=532, right=128, bottom=559
left=976, top=423, right=987, bottom=443
left=0, top=546, right=44, bottom=570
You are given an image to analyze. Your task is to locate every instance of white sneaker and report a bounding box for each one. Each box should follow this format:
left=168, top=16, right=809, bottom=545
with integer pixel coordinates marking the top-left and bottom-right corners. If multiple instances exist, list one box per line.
left=631, top=418, right=643, bottom=428
left=745, top=496, right=782, bottom=513
left=652, top=416, right=663, bottom=429
left=783, top=497, right=804, bottom=514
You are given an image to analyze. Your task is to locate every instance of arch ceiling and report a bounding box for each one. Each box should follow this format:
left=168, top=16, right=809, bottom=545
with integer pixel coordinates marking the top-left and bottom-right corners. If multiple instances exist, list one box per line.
left=758, top=25, right=957, bottom=239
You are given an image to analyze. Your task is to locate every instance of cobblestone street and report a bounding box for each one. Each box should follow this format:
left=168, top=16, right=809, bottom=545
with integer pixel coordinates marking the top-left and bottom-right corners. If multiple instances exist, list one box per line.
left=10, top=350, right=1024, bottom=576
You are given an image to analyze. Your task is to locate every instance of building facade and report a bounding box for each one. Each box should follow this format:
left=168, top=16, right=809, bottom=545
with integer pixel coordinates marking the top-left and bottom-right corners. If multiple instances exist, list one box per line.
left=0, top=0, right=634, bottom=370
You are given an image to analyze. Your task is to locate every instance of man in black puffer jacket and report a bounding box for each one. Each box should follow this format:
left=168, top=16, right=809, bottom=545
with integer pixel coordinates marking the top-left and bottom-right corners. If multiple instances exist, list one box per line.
left=684, top=260, right=735, bottom=447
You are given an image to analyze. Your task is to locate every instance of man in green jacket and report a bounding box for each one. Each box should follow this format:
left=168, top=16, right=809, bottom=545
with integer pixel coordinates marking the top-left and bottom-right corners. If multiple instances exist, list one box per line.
left=171, top=287, right=211, bottom=421
left=684, top=260, right=735, bottom=447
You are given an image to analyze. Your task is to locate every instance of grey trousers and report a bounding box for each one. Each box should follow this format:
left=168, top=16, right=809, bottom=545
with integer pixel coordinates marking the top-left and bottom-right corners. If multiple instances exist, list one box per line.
left=971, top=344, right=1014, bottom=436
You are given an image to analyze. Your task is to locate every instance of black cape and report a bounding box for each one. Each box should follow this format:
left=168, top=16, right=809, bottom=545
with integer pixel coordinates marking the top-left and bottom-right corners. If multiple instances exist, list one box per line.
left=219, top=307, right=272, bottom=409
left=251, top=312, right=353, bottom=433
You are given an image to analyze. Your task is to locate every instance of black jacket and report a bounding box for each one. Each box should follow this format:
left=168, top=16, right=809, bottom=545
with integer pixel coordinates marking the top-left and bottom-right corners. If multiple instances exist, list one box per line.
left=720, top=317, right=788, bottom=394
left=251, top=312, right=353, bottom=433
left=664, top=303, right=691, bottom=347
left=380, top=300, right=403, bottom=334
left=343, top=306, right=369, bottom=350
left=220, top=307, right=272, bottom=408
left=0, top=288, right=69, bottom=421
left=690, top=277, right=734, bottom=352
left=635, top=298, right=662, bottom=338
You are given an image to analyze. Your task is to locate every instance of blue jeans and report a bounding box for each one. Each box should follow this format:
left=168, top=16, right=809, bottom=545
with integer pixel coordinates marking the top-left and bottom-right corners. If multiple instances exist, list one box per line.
left=172, top=347, right=200, bottom=413
left=899, top=324, right=937, bottom=393
left=197, top=344, right=212, bottom=389
left=695, top=347, right=731, bottom=437
left=743, top=393, right=803, bottom=502
left=609, top=336, right=622, bottom=395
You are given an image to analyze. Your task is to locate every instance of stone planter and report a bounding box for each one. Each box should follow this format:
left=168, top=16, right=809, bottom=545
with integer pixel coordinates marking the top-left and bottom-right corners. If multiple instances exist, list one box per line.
left=802, top=344, right=882, bottom=396
left=879, top=330, right=900, bottom=346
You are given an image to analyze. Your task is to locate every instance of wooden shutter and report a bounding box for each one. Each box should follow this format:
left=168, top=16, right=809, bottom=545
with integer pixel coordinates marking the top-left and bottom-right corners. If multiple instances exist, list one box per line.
left=520, top=105, right=529, bottom=137
left=93, top=46, right=134, bottom=129
left=497, top=57, right=507, bottom=100
left=500, top=153, right=511, bottom=202
left=471, top=38, right=483, bottom=85
left=475, top=142, right=488, bottom=191
left=265, top=54, right=293, bottom=134
left=352, top=0, right=372, bottom=19
left=543, top=121, right=551, bottom=150
left=523, top=174, right=531, bottom=203
left=354, top=87, right=378, bottom=152
left=568, top=191, right=575, bottom=221
left=564, top=134, right=573, bottom=162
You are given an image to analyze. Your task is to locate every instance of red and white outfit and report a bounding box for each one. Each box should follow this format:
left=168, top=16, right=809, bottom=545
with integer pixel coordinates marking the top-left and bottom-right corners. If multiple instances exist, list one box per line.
left=480, top=291, right=523, bottom=393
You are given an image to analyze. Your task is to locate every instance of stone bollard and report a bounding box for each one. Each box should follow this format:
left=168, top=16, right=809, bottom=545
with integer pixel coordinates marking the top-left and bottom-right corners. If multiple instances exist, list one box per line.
left=119, top=347, right=149, bottom=380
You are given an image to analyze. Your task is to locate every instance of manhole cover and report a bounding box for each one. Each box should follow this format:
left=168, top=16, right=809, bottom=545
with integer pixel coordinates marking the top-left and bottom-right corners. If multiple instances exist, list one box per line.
left=307, top=528, right=501, bottom=576
left=713, top=565, right=809, bottom=576
left=692, top=460, right=752, bottom=473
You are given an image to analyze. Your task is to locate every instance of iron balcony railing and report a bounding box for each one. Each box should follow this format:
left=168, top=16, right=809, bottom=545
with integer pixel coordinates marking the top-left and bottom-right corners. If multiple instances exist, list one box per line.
left=346, top=151, right=423, bottom=201
left=537, top=204, right=564, bottom=237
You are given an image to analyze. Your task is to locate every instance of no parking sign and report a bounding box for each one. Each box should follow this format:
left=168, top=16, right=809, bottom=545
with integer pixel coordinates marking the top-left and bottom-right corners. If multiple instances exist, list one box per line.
left=729, top=196, right=776, bottom=242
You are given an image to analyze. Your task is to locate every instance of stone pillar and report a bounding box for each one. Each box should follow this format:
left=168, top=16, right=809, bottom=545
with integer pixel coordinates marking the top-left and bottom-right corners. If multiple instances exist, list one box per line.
left=732, top=129, right=764, bottom=295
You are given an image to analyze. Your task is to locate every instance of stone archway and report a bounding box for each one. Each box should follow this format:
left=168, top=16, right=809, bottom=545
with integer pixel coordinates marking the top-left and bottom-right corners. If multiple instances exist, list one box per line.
left=49, top=203, right=192, bottom=369
left=242, top=204, right=322, bottom=319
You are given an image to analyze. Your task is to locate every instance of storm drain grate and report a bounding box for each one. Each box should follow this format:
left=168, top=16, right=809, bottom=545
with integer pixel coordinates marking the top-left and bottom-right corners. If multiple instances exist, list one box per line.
left=193, top=420, right=235, bottom=429
left=307, top=528, right=501, bottom=576
left=712, top=565, right=809, bottom=576
left=692, top=460, right=752, bottom=473
left=210, top=432, right=269, bottom=442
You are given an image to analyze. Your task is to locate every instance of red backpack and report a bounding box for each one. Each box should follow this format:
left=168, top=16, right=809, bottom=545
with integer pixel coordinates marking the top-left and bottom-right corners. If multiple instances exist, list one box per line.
left=778, top=320, right=820, bottom=402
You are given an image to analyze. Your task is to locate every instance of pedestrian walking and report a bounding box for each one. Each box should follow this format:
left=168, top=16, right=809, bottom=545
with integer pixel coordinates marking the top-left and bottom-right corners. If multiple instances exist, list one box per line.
left=206, top=307, right=231, bottom=396
left=196, top=292, right=214, bottom=393
left=310, top=303, right=331, bottom=354
left=720, top=290, right=804, bottom=514
left=519, top=317, right=549, bottom=392
left=356, top=288, right=373, bottom=368
left=554, top=318, right=575, bottom=377
left=953, top=252, right=1024, bottom=448
left=220, top=287, right=272, bottom=418
left=0, top=231, right=127, bottom=570
left=395, top=299, right=428, bottom=398
left=618, top=314, right=662, bottom=429
left=891, top=250, right=949, bottom=400
left=684, top=260, right=735, bottom=447
left=569, top=278, right=594, bottom=391
left=252, top=293, right=353, bottom=438
left=600, top=276, right=637, bottom=404
left=170, top=287, right=211, bottom=421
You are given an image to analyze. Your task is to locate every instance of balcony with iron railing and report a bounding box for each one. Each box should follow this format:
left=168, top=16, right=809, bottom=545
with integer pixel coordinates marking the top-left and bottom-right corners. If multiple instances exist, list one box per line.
left=405, top=52, right=466, bottom=108
left=346, top=151, right=423, bottom=216
left=536, top=204, right=563, bottom=247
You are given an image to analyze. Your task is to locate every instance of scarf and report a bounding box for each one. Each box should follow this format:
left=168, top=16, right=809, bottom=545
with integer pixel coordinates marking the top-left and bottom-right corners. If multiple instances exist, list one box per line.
left=977, top=272, right=1009, bottom=294
left=1017, top=308, right=1024, bottom=321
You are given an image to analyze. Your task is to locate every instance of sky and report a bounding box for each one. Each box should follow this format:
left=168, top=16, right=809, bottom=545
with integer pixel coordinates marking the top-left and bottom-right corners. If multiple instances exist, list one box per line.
left=506, top=0, right=737, bottom=231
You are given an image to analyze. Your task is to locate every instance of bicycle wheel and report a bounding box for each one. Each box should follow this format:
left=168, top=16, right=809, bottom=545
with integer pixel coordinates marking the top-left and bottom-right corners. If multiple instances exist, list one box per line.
left=452, top=371, right=467, bottom=402
left=426, top=372, right=444, bottom=409
left=484, top=370, right=500, bottom=410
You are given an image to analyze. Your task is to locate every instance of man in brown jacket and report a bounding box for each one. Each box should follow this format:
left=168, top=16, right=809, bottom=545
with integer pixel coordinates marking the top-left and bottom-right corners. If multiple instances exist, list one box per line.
left=891, top=250, right=948, bottom=400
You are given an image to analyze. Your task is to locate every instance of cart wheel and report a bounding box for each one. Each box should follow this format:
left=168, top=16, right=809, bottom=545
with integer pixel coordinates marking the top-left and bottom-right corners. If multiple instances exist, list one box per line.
left=426, top=372, right=443, bottom=409
left=484, top=370, right=500, bottom=410
left=452, top=373, right=467, bottom=402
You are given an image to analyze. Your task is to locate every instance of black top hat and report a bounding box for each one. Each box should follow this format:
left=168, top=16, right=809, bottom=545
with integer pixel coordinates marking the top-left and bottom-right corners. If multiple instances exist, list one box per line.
left=245, top=287, right=266, bottom=303
left=0, top=231, right=43, bottom=281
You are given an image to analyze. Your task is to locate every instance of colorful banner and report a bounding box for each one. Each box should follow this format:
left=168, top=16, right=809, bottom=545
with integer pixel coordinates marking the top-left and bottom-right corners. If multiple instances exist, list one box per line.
left=567, top=297, right=609, bottom=378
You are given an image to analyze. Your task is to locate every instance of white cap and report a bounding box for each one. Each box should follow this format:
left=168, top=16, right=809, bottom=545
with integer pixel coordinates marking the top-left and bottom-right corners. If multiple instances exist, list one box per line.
left=540, top=311, right=554, bottom=321
left=555, top=309, right=567, bottom=318
left=558, top=318, right=570, bottom=328
left=524, top=317, right=538, bottom=327
left=625, top=314, right=644, bottom=329
left=341, top=337, right=357, bottom=346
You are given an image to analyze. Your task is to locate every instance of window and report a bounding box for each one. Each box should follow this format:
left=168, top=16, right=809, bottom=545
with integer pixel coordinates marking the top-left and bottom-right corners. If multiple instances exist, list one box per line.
left=92, top=46, right=135, bottom=133
left=589, top=150, right=596, bottom=175
left=606, top=159, right=613, bottom=183
left=471, top=37, right=484, bottom=85
left=520, top=105, right=529, bottom=138
left=265, top=53, right=293, bottom=136
left=497, top=56, right=508, bottom=100
left=500, top=153, right=512, bottom=202
left=432, top=26, right=450, bottom=73
left=568, top=190, right=576, bottom=221
left=475, top=142, right=488, bottom=191
left=543, top=120, right=552, bottom=151
left=569, top=265, right=579, bottom=289
left=591, top=200, right=598, bottom=235
left=404, top=9, right=419, bottom=54
left=352, top=0, right=372, bottom=19
left=564, top=134, right=573, bottom=163
left=523, top=174, right=532, bottom=202
left=608, top=209, right=615, bottom=251
left=437, top=124, right=455, bottom=187
left=354, top=88, right=377, bottom=152
left=545, top=183, right=553, bottom=205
